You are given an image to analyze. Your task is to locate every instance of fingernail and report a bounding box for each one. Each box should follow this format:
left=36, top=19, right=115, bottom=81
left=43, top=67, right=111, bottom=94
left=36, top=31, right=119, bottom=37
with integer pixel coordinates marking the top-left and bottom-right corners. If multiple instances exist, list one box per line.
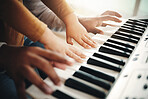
left=119, top=20, right=122, bottom=22
left=94, top=44, right=98, bottom=48
left=78, top=59, right=84, bottom=63
left=93, top=41, right=97, bottom=44
left=81, top=54, right=86, bottom=58
left=57, top=82, right=62, bottom=86
left=101, top=32, right=104, bottom=34
left=86, top=45, right=91, bottom=49
left=43, top=84, right=53, bottom=94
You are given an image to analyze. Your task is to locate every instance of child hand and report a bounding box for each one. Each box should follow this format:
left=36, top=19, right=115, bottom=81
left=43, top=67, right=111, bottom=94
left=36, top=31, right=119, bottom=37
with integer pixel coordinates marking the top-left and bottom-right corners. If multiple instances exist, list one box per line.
left=64, top=13, right=97, bottom=49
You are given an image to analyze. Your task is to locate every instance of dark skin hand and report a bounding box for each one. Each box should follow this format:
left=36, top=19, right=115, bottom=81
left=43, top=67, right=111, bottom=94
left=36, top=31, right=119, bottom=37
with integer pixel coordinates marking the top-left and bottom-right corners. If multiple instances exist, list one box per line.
left=0, top=45, right=73, bottom=99
left=79, top=10, right=122, bottom=34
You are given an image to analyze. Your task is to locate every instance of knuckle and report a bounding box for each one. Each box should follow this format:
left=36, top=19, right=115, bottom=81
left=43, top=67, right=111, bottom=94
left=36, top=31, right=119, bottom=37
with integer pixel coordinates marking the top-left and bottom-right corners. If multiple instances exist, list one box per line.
left=41, top=60, right=49, bottom=67
left=33, top=47, right=42, bottom=51
left=82, top=43, right=86, bottom=47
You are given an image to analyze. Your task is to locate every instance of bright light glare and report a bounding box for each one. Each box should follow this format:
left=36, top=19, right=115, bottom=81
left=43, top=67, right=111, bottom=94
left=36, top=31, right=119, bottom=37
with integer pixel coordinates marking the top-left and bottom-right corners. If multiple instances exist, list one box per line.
left=66, top=0, right=148, bottom=18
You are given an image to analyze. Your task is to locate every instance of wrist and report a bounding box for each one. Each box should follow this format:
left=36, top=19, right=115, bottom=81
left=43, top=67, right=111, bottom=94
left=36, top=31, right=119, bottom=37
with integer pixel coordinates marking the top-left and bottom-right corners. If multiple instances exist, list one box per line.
left=63, top=13, right=79, bottom=26
left=38, top=27, right=60, bottom=50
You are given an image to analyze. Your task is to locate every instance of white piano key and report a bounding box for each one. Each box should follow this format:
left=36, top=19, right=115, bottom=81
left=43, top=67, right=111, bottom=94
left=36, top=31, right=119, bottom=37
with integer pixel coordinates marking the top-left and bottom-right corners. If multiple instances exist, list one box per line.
left=54, top=68, right=108, bottom=99
left=109, top=38, right=136, bottom=46
left=95, top=51, right=127, bottom=62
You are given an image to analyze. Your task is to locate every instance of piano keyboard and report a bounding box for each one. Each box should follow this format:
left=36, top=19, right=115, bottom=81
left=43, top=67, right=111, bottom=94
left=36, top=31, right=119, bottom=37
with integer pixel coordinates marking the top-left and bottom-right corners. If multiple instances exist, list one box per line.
left=26, top=18, right=148, bottom=99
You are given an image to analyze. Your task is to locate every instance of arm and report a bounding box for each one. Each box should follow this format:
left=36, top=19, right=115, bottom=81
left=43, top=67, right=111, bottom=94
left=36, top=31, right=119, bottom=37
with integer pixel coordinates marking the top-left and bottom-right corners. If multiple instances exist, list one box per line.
left=0, top=0, right=85, bottom=62
left=0, top=0, right=46, bottom=42
left=24, top=0, right=66, bottom=31
left=41, top=0, right=97, bottom=49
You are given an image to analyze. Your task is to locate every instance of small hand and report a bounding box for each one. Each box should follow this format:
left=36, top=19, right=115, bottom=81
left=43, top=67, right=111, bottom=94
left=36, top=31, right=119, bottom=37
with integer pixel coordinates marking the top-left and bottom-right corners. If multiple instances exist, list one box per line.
left=63, top=13, right=97, bottom=49
left=44, top=36, right=86, bottom=63
left=0, top=45, right=72, bottom=99
left=39, top=28, right=86, bottom=63
left=66, top=21, right=97, bottom=49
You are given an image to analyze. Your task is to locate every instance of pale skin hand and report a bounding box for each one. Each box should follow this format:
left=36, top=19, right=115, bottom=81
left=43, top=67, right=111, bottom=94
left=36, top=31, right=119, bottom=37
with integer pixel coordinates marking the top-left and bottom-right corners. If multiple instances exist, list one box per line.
left=0, top=45, right=73, bottom=99
left=63, top=13, right=97, bottom=49
left=78, top=10, right=122, bottom=34
left=39, top=28, right=86, bottom=63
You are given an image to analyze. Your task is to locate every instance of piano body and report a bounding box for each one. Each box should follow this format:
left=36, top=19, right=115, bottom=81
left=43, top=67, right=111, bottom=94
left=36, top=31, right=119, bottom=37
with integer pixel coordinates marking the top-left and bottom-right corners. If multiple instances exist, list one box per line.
left=26, top=18, right=148, bottom=99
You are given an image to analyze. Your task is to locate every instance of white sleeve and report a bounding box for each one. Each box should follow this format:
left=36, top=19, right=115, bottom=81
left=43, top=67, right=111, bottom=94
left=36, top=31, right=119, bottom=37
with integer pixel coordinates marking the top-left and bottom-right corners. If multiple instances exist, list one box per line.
left=0, top=42, right=7, bottom=47
left=0, top=42, right=7, bottom=74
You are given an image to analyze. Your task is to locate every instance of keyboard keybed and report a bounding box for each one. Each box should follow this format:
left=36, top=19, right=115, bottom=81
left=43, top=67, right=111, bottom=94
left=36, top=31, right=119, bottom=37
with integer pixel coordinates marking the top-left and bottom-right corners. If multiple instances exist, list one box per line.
left=26, top=19, right=148, bottom=99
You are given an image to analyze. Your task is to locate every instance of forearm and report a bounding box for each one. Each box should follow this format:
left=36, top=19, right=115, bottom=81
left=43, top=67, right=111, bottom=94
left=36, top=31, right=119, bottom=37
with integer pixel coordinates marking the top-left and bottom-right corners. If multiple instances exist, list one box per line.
left=24, top=0, right=66, bottom=31
left=41, top=0, right=74, bottom=22
left=0, top=0, right=47, bottom=42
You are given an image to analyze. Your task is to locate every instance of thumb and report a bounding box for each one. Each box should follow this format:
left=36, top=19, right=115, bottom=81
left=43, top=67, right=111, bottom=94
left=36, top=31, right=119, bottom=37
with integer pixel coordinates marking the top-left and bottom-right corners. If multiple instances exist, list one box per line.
left=66, top=36, right=73, bottom=45
left=91, top=27, right=104, bottom=34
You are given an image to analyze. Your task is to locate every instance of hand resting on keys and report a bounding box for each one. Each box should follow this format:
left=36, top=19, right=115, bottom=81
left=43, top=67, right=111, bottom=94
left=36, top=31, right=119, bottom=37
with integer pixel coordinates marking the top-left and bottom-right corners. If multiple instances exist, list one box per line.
left=64, top=11, right=122, bottom=49
left=39, top=28, right=86, bottom=63
left=78, top=10, right=122, bottom=34
left=0, top=45, right=73, bottom=99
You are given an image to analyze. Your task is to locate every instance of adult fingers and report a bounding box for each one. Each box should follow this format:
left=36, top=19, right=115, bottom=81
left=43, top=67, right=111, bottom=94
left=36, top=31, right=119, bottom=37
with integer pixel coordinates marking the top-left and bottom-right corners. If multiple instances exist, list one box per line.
left=21, top=65, right=53, bottom=94
left=69, top=46, right=86, bottom=58
left=66, top=36, right=73, bottom=45
left=14, top=77, right=26, bottom=99
left=34, top=47, right=73, bottom=66
left=66, top=50, right=83, bottom=63
left=102, top=10, right=122, bottom=18
left=82, top=35, right=97, bottom=48
left=100, top=15, right=122, bottom=23
left=30, top=55, right=60, bottom=85
left=52, top=62, right=67, bottom=70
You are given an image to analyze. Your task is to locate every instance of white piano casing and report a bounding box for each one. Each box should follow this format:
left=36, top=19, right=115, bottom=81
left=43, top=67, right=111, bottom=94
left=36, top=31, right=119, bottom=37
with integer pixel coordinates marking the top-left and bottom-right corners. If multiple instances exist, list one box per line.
left=107, top=23, right=148, bottom=99
left=26, top=19, right=148, bottom=99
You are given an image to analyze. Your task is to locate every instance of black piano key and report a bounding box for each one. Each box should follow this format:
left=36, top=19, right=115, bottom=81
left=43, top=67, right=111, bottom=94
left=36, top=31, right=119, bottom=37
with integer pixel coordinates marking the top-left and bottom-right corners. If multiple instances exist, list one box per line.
left=103, top=42, right=132, bottom=53
left=52, top=90, right=74, bottom=99
left=87, top=58, right=121, bottom=72
left=126, top=21, right=147, bottom=27
left=115, top=31, right=140, bottom=40
left=140, top=19, right=148, bottom=23
left=107, top=39, right=135, bottom=49
left=93, top=53, right=125, bottom=66
left=118, top=28, right=143, bottom=36
left=79, top=66, right=115, bottom=83
left=99, top=46, right=130, bottom=58
left=111, top=35, right=138, bottom=44
left=73, top=70, right=111, bottom=90
left=129, top=19, right=148, bottom=25
left=79, top=66, right=115, bottom=82
left=65, top=78, right=106, bottom=98
left=121, top=25, right=145, bottom=32
left=123, top=23, right=146, bottom=31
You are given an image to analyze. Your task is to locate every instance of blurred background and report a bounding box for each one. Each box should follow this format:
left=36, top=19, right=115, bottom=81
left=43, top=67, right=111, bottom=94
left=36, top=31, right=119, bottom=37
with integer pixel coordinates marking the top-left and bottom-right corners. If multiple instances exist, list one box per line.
left=66, top=0, right=148, bottom=18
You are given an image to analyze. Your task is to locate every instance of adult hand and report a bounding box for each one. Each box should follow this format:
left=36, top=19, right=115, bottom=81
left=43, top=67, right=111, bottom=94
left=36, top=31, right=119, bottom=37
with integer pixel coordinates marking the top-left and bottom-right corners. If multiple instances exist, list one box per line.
left=101, top=10, right=122, bottom=18
left=79, top=10, right=122, bottom=34
left=0, top=45, right=72, bottom=99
